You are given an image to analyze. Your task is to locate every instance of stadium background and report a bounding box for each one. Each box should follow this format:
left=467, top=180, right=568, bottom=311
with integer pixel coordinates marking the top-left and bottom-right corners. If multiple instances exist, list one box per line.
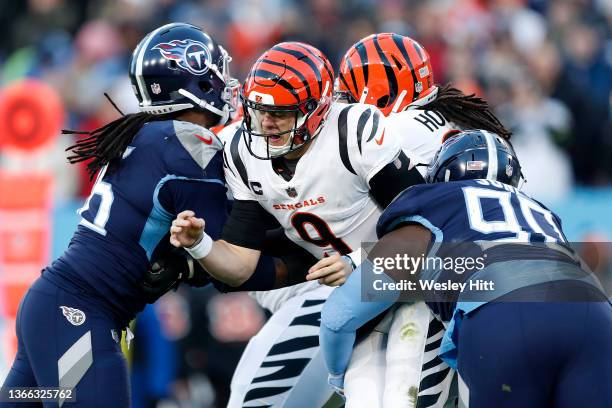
left=0, top=0, right=610, bottom=406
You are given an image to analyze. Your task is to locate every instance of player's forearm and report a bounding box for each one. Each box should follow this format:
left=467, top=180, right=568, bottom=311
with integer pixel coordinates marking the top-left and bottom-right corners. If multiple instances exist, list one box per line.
left=320, top=264, right=397, bottom=376
left=193, top=239, right=260, bottom=287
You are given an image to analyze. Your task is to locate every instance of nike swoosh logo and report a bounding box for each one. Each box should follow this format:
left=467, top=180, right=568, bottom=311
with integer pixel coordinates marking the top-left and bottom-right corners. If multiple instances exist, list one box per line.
left=375, top=130, right=385, bottom=145
left=195, top=133, right=213, bottom=145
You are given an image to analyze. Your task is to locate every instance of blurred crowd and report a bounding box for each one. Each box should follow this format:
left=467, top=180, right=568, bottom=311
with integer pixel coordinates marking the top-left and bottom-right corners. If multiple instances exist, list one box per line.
left=1, top=0, right=611, bottom=406
left=0, top=0, right=611, bottom=202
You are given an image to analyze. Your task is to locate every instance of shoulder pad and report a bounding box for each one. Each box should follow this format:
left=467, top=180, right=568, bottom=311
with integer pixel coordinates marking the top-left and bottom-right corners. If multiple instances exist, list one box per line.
left=173, top=120, right=222, bottom=169
left=216, top=120, right=243, bottom=145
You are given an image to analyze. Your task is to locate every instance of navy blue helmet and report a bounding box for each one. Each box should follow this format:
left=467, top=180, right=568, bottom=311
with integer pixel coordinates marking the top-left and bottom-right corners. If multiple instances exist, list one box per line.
left=426, top=130, right=522, bottom=186
left=129, top=22, right=239, bottom=124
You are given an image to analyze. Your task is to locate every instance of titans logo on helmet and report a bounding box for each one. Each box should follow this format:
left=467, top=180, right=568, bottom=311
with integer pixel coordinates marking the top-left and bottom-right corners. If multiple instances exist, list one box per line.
left=153, top=39, right=212, bottom=75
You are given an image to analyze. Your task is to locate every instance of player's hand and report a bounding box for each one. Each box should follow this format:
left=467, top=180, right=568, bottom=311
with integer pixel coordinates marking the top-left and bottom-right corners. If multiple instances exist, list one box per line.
left=170, top=210, right=205, bottom=248
left=306, top=253, right=352, bottom=286
left=141, top=248, right=213, bottom=304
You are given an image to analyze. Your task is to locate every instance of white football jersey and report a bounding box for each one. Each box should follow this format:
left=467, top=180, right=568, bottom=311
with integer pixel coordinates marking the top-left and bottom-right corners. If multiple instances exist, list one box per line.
left=387, top=108, right=458, bottom=165
left=216, top=120, right=242, bottom=145
left=223, top=102, right=400, bottom=259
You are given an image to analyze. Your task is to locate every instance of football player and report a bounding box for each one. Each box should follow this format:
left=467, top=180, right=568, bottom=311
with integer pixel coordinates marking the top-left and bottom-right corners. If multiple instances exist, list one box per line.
left=0, top=22, right=250, bottom=406
left=320, top=129, right=612, bottom=407
left=170, top=42, right=427, bottom=407
left=333, top=33, right=520, bottom=407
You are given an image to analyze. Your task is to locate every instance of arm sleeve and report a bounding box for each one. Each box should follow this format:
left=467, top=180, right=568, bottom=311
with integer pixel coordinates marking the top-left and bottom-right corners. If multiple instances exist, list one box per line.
left=262, top=228, right=319, bottom=286
left=215, top=228, right=319, bottom=292
left=211, top=255, right=277, bottom=293
left=368, top=151, right=426, bottom=208
left=221, top=200, right=279, bottom=249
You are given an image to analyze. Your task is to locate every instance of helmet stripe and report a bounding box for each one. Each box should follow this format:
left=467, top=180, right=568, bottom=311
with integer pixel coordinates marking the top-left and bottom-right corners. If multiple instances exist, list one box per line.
left=338, top=72, right=353, bottom=96
left=412, top=41, right=426, bottom=60
left=252, top=69, right=300, bottom=103
left=273, top=46, right=322, bottom=94
left=135, top=24, right=169, bottom=106
left=294, top=43, right=334, bottom=88
left=372, top=34, right=398, bottom=109
left=344, top=56, right=360, bottom=99
left=260, top=58, right=312, bottom=99
left=390, top=34, right=420, bottom=101
left=482, top=130, right=499, bottom=180
left=354, top=42, right=369, bottom=87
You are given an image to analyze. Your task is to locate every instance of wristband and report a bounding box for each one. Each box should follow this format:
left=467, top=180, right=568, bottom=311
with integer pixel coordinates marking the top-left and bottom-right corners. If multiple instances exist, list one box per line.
left=341, top=255, right=356, bottom=271
left=184, top=232, right=213, bottom=259
left=344, top=247, right=367, bottom=269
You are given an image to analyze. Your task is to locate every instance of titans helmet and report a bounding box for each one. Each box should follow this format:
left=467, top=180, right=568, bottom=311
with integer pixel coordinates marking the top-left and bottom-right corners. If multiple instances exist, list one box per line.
left=426, top=130, right=522, bottom=186
left=129, top=22, right=239, bottom=125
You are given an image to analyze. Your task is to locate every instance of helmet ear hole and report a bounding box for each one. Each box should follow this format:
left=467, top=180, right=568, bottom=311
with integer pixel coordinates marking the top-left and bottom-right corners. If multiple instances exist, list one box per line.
left=376, top=95, right=389, bottom=108
left=169, top=60, right=178, bottom=69
left=391, top=54, right=403, bottom=70
left=199, top=81, right=212, bottom=93
left=305, top=100, right=317, bottom=112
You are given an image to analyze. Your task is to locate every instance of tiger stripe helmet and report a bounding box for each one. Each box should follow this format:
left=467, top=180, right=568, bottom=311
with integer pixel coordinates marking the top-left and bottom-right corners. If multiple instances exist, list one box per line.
left=241, top=42, right=334, bottom=159
left=336, top=33, right=438, bottom=116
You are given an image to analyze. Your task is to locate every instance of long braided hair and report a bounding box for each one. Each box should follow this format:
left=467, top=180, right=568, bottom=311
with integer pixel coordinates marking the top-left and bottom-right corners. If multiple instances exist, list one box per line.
left=425, top=83, right=512, bottom=140
left=64, top=99, right=179, bottom=179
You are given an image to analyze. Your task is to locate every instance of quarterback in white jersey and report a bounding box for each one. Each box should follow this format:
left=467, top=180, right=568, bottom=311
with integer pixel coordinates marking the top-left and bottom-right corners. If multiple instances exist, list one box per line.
left=225, top=100, right=399, bottom=260
left=170, top=42, right=428, bottom=407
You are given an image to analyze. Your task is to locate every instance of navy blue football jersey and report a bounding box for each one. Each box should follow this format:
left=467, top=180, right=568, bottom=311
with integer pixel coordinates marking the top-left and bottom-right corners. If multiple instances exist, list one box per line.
left=378, top=179, right=567, bottom=244
left=44, top=120, right=227, bottom=325
left=377, top=179, right=573, bottom=320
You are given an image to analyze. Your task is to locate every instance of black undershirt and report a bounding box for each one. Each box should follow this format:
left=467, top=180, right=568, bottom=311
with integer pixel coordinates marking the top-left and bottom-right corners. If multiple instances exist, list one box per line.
left=271, top=156, right=299, bottom=182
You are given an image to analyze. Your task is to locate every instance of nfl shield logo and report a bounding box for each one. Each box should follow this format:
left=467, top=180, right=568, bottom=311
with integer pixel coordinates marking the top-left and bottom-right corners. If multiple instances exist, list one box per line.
left=506, top=164, right=513, bottom=177
left=286, top=187, right=298, bottom=198
left=151, top=83, right=162, bottom=94
left=255, top=95, right=263, bottom=103
left=415, top=82, right=423, bottom=92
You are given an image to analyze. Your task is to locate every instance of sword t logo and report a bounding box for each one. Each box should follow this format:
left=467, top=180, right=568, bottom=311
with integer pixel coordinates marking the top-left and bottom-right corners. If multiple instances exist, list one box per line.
left=60, top=306, right=86, bottom=326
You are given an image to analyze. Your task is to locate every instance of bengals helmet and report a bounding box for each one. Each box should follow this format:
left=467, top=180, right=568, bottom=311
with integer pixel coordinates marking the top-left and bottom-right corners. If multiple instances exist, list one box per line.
left=241, top=42, right=334, bottom=159
left=336, top=33, right=438, bottom=116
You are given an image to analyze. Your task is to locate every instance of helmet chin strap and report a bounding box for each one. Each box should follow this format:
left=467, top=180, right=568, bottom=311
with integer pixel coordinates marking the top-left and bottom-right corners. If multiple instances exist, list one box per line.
left=391, top=90, right=408, bottom=113
left=178, top=88, right=231, bottom=125
left=358, top=86, right=369, bottom=103
left=268, top=138, right=293, bottom=157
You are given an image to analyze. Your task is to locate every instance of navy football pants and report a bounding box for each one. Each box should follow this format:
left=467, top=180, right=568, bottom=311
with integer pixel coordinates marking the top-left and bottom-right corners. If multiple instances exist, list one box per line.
left=1, top=276, right=130, bottom=407
left=457, top=291, right=612, bottom=407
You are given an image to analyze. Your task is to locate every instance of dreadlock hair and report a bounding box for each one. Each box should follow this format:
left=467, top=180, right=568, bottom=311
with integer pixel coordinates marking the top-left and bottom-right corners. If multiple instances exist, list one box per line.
left=424, top=83, right=512, bottom=140
left=65, top=111, right=179, bottom=180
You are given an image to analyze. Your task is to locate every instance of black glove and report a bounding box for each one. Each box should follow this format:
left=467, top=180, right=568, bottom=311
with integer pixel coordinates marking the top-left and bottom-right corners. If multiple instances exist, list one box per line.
left=142, top=247, right=212, bottom=304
